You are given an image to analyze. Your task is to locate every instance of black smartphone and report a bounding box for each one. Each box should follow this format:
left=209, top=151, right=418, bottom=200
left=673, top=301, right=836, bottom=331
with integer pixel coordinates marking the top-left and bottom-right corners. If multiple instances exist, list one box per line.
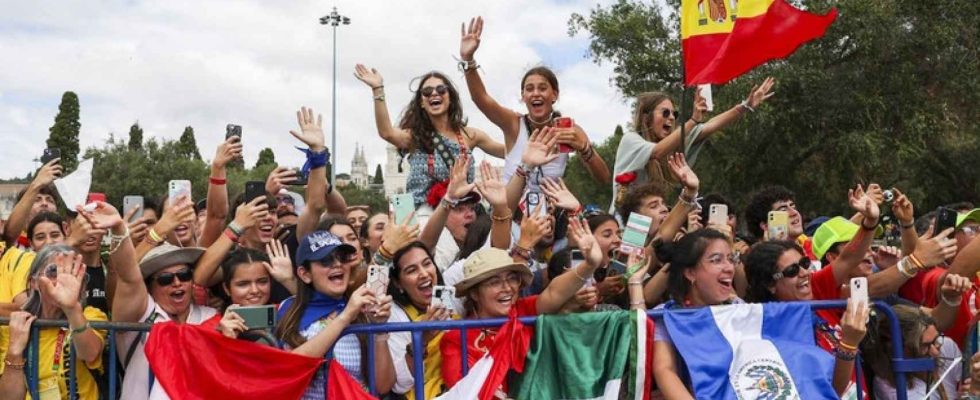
left=290, top=168, right=308, bottom=186
left=226, top=124, right=242, bottom=140
left=41, top=148, right=61, bottom=164
left=244, top=181, right=266, bottom=203
left=935, top=207, right=958, bottom=238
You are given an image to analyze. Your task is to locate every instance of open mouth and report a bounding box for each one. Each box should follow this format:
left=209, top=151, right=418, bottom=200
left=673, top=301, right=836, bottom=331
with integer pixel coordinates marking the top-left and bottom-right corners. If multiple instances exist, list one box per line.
left=530, top=99, right=545, bottom=112
left=496, top=294, right=514, bottom=308
left=662, top=122, right=672, bottom=134
left=327, top=269, right=345, bottom=284
left=170, top=289, right=187, bottom=304
left=428, top=97, right=444, bottom=108
left=718, top=277, right=733, bottom=290
left=797, top=276, right=811, bottom=292
left=174, top=224, right=190, bottom=237
left=418, top=280, right=433, bottom=298
left=258, top=223, right=275, bottom=239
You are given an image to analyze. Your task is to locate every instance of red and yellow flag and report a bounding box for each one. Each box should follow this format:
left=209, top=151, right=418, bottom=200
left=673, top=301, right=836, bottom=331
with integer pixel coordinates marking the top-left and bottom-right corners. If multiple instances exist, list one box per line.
left=681, top=0, right=838, bottom=85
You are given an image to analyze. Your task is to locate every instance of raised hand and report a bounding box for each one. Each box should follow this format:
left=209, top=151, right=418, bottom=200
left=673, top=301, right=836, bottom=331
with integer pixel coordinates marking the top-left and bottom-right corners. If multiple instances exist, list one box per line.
left=913, top=228, right=958, bottom=266
left=891, top=188, right=915, bottom=226
left=688, top=210, right=704, bottom=233
left=522, top=127, right=560, bottom=168
left=264, top=239, right=295, bottom=284
left=839, top=298, right=869, bottom=350
left=218, top=307, right=248, bottom=338
left=266, top=166, right=297, bottom=196
left=289, top=107, right=326, bottom=151
left=353, top=64, right=384, bottom=89
left=67, top=212, right=108, bottom=249
left=365, top=293, right=393, bottom=324
left=475, top=161, right=506, bottom=208
left=666, top=153, right=699, bottom=192
left=540, top=178, right=580, bottom=212
left=865, top=183, right=885, bottom=205
left=39, top=251, right=86, bottom=312
left=446, top=155, right=475, bottom=200
left=380, top=212, right=420, bottom=255
left=568, top=217, right=602, bottom=267
left=518, top=203, right=550, bottom=249
left=940, top=273, right=971, bottom=305
left=459, top=16, right=484, bottom=61
left=77, top=201, right=124, bottom=231
left=745, top=77, right=776, bottom=108
left=156, top=195, right=196, bottom=236
left=7, top=311, right=36, bottom=357
left=214, top=136, right=243, bottom=169
left=234, top=196, right=270, bottom=230
left=33, top=159, right=63, bottom=187
left=848, top=184, right=880, bottom=222
left=691, top=86, right=708, bottom=123
left=872, top=245, right=901, bottom=269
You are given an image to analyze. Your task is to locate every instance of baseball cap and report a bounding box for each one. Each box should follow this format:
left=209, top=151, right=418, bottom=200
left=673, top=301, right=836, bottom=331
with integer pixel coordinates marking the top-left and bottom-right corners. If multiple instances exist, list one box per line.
left=295, top=231, right=357, bottom=266
left=956, top=209, right=980, bottom=228
left=804, top=216, right=830, bottom=238
left=812, top=216, right=884, bottom=260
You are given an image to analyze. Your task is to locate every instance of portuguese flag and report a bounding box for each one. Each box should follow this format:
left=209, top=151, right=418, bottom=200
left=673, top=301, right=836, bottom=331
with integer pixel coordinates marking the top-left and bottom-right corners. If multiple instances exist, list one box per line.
left=681, top=0, right=838, bottom=85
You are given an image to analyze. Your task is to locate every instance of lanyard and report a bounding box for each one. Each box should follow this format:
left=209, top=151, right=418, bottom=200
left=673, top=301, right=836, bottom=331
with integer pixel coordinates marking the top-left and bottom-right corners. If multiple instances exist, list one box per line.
left=51, top=329, right=68, bottom=374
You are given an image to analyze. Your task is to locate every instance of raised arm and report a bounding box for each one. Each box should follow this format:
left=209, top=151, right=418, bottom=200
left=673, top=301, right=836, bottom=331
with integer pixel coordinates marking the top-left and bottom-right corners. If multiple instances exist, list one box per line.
left=868, top=232, right=955, bottom=297
left=830, top=185, right=879, bottom=286
left=419, top=156, right=474, bottom=250
left=557, top=125, right=611, bottom=184
left=890, top=188, right=919, bottom=256
left=536, top=218, right=602, bottom=314
left=833, top=299, right=869, bottom=396
left=354, top=64, right=413, bottom=150
left=927, top=273, right=971, bottom=331
left=42, top=250, right=104, bottom=363
left=133, top=197, right=195, bottom=263
left=460, top=16, right=521, bottom=144
left=475, top=161, right=512, bottom=250
left=4, top=160, right=61, bottom=244
left=468, top=127, right=506, bottom=159
left=504, top=127, right=560, bottom=211
left=0, top=312, right=33, bottom=400
left=697, top=77, right=775, bottom=138
left=193, top=196, right=268, bottom=287
left=288, top=107, right=329, bottom=240
left=199, top=136, right=241, bottom=247
left=653, top=153, right=701, bottom=242
left=84, top=201, right=147, bottom=324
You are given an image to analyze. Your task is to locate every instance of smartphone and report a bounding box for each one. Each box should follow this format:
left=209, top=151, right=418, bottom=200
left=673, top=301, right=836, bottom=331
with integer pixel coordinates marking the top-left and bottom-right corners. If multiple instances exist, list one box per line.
left=431, top=285, right=456, bottom=309
left=41, top=148, right=61, bottom=165
left=290, top=168, right=308, bottom=186
left=366, top=264, right=390, bottom=299
left=233, top=305, right=276, bottom=330
left=524, top=191, right=548, bottom=217
left=168, top=180, right=192, bottom=205
left=390, top=193, right=417, bottom=226
left=123, top=195, right=144, bottom=222
left=555, top=117, right=574, bottom=153
left=87, top=193, right=106, bottom=204
left=621, top=213, right=653, bottom=253
left=849, top=277, right=869, bottom=305
left=767, top=211, right=789, bottom=241
left=226, top=124, right=242, bottom=140
left=244, top=181, right=265, bottom=204
left=709, top=204, right=729, bottom=227
left=935, top=207, right=958, bottom=238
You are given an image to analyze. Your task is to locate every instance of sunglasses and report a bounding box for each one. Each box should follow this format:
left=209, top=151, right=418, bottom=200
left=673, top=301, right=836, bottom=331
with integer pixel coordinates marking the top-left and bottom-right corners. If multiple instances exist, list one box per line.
left=317, top=251, right=358, bottom=266
left=154, top=269, right=193, bottom=286
left=648, top=107, right=679, bottom=120
left=421, top=85, right=449, bottom=97
left=277, top=196, right=295, bottom=205
left=772, top=257, right=811, bottom=280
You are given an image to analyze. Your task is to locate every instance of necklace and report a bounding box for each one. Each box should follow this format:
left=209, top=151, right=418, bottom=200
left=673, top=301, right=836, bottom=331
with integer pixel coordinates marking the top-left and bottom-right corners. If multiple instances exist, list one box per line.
left=526, top=113, right=554, bottom=127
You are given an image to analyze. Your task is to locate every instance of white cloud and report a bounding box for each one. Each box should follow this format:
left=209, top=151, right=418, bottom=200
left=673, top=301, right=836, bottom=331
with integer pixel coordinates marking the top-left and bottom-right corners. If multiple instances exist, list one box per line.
left=0, top=0, right=633, bottom=185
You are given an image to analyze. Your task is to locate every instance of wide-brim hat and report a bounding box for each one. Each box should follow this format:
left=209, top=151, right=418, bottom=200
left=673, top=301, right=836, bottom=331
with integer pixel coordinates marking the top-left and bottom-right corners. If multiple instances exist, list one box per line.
left=454, top=248, right=532, bottom=296
left=139, top=243, right=205, bottom=279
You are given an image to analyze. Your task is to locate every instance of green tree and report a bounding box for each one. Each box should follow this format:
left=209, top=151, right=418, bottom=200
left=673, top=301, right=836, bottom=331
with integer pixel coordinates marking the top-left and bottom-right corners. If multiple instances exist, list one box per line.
left=46, top=91, right=82, bottom=173
left=563, top=125, right=624, bottom=209
left=373, top=164, right=384, bottom=184
left=570, top=0, right=980, bottom=217
left=338, top=184, right=388, bottom=213
left=256, top=148, right=276, bottom=169
left=177, top=126, right=202, bottom=160
left=85, top=136, right=209, bottom=205
left=128, top=122, right=144, bottom=151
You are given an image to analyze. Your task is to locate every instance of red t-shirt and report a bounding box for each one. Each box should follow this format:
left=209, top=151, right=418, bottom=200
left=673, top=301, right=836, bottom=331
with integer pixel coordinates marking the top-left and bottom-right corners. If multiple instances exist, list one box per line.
left=898, top=266, right=946, bottom=307
left=942, top=278, right=980, bottom=348
left=440, top=295, right=538, bottom=389
left=809, top=265, right=868, bottom=398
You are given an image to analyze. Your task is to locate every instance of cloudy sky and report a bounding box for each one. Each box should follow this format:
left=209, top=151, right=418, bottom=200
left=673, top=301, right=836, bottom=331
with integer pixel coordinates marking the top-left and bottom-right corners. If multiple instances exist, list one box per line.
left=0, top=0, right=637, bottom=180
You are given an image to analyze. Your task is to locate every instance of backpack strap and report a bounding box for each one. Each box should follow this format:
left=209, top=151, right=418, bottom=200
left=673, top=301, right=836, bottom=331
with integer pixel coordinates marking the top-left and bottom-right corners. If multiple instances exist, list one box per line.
left=123, top=311, right=159, bottom=369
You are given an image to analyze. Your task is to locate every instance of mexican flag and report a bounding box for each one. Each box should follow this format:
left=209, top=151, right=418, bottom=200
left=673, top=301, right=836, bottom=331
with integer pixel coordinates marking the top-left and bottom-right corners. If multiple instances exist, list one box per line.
left=514, top=310, right=654, bottom=400
left=435, top=311, right=533, bottom=400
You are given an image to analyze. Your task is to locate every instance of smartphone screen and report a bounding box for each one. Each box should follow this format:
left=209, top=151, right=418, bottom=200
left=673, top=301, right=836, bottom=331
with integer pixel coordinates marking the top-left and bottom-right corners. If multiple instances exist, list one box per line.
left=431, top=285, right=456, bottom=308
left=767, top=211, right=789, bottom=241
left=123, top=195, right=144, bottom=222
left=244, top=181, right=265, bottom=204
left=168, top=180, right=191, bottom=206
left=524, top=191, right=548, bottom=218
left=709, top=204, right=729, bottom=226
left=233, top=305, right=276, bottom=330
left=555, top=117, right=574, bottom=153
left=391, top=193, right=417, bottom=226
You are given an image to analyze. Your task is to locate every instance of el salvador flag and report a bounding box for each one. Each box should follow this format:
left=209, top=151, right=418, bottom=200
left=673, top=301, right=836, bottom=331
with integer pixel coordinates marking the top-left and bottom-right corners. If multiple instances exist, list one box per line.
left=664, top=302, right=838, bottom=400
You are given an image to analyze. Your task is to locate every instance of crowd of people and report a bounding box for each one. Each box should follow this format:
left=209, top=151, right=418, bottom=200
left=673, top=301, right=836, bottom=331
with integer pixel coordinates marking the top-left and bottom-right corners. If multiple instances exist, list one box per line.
left=2, top=15, right=980, bottom=400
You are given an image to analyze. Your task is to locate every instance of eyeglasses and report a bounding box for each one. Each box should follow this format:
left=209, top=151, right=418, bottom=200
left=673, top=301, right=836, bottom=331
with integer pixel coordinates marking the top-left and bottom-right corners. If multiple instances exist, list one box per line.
left=480, top=272, right=521, bottom=291
left=961, top=226, right=978, bottom=237
left=277, top=196, right=295, bottom=205
left=421, top=85, right=449, bottom=97
left=772, top=257, right=811, bottom=280
left=921, top=333, right=944, bottom=350
left=154, top=269, right=193, bottom=286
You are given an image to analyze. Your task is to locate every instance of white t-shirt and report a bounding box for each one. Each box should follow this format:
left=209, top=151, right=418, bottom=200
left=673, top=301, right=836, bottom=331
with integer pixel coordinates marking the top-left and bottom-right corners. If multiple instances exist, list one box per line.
left=873, top=337, right=961, bottom=400
left=116, top=297, right=218, bottom=400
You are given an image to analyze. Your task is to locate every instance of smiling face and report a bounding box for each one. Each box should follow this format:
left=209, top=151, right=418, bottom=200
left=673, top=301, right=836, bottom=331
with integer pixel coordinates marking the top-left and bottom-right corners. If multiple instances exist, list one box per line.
left=471, top=270, right=522, bottom=318
left=521, top=74, right=558, bottom=120
left=648, top=99, right=676, bottom=141
left=299, top=251, right=355, bottom=298
left=419, top=76, right=451, bottom=117
left=771, top=200, right=804, bottom=238
left=30, top=221, right=65, bottom=251
left=771, top=249, right=813, bottom=302
left=684, top=239, right=736, bottom=305
left=223, top=261, right=271, bottom=306
left=592, top=220, right=622, bottom=266
left=346, top=209, right=369, bottom=234
left=446, top=203, right=477, bottom=243
left=148, top=264, right=194, bottom=320
left=395, top=247, right=438, bottom=310
left=364, top=214, right=387, bottom=253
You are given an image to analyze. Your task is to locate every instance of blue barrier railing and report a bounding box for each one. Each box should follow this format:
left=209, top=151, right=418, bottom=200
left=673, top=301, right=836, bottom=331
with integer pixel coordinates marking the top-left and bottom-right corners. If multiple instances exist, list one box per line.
left=0, top=300, right=936, bottom=400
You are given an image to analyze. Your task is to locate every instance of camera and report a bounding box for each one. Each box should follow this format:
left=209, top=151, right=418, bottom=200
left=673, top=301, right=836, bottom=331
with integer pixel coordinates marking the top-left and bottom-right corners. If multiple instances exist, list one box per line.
left=882, top=189, right=894, bottom=203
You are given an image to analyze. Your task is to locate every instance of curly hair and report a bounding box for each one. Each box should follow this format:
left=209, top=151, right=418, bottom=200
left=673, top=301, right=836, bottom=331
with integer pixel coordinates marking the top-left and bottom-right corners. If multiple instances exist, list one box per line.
left=744, top=185, right=796, bottom=240
left=743, top=240, right=804, bottom=303
left=398, top=71, right=469, bottom=154
left=618, top=182, right=668, bottom=223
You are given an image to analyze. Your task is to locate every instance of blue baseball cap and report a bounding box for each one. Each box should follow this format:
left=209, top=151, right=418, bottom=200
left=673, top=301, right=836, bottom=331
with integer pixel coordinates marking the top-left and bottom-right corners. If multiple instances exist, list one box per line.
left=295, top=231, right=357, bottom=266
left=804, top=216, right=830, bottom=238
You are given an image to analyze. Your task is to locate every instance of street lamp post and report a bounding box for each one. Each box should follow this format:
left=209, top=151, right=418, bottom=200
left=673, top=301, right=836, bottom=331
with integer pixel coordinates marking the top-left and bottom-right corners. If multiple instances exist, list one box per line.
left=319, top=7, right=350, bottom=186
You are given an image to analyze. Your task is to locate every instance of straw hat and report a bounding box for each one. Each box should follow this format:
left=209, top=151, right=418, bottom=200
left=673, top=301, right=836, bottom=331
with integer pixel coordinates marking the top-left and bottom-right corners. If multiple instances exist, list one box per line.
left=139, top=243, right=205, bottom=278
left=454, top=248, right=532, bottom=295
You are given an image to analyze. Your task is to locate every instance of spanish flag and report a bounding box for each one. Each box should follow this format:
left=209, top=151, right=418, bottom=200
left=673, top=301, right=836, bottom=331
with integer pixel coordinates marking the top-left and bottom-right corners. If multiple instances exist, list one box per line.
left=681, top=0, right=838, bottom=85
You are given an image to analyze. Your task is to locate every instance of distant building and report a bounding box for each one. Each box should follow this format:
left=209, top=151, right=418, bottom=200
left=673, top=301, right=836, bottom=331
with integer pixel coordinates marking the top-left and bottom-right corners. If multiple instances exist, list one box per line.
left=0, top=184, right=27, bottom=219
left=350, top=143, right=370, bottom=188
left=383, top=144, right=407, bottom=198
left=335, top=173, right=352, bottom=188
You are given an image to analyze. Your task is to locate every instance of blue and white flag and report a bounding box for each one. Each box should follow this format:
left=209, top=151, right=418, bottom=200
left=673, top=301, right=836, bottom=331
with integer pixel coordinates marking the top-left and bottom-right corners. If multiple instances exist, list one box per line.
left=664, top=302, right=837, bottom=399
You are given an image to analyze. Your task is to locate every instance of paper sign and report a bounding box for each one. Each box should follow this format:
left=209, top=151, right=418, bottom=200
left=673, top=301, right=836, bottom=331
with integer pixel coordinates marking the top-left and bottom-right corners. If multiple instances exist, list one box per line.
left=698, top=84, right=714, bottom=112
left=54, top=158, right=93, bottom=210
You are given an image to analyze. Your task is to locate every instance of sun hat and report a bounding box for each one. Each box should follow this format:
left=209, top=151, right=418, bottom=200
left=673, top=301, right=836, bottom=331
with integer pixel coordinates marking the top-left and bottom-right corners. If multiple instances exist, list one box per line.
left=139, top=243, right=205, bottom=279
left=454, top=248, right=532, bottom=295
left=295, top=230, right=357, bottom=266
left=812, top=216, right=883, bottom=260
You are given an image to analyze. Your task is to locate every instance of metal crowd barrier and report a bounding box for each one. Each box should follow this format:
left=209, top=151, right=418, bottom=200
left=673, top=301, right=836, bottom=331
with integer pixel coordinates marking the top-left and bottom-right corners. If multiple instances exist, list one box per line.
left=0, top=300, right=935, bottom=400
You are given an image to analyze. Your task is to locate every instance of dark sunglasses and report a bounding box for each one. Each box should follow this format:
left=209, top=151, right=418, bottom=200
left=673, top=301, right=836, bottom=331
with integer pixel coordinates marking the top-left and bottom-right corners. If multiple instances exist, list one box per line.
left=277, top=196, right=295, bottom=205
left=317, top=251, right=358, bottom=266
left=155, top=269, right=193, bottom=286
left=647, top=107, right=679, bottom=120
left=772, top=258, right=811, bottom=280
left=421, top=85, right=449, bottom=97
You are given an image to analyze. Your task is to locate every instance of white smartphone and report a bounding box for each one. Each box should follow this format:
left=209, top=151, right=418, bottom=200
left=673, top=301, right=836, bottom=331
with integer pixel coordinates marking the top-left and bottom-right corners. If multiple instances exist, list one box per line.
left=168, top=180, right=192, bottom=206
left=524, top=191, right=548, bottom=217
left=697, top=84, right=714, bottom=112
left=431, top=285, right=456, bottom=309
left=849, top=277, right=869, bottom=305
left=709, top=204, right=728, bottom=226
left=123, top=195, right=144, bottom=222
left=366, top=264, right=390, bottom=299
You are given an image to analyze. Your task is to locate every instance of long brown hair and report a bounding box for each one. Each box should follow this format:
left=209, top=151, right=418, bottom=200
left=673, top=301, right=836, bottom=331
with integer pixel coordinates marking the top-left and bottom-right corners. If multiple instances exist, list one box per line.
left=632, top=91, right=672, bottom=142
left=398, top=71, right=468, bottom=154
left=521, top=66, right=560, bottom=93
left=274, top=261, right=316, bottom=349
left=864, top=305, right=935, bottom=388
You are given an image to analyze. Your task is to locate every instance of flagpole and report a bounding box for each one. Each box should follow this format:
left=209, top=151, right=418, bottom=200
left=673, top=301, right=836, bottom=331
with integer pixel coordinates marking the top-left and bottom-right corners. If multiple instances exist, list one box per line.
left=678, top=10, right=688, bottom=177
